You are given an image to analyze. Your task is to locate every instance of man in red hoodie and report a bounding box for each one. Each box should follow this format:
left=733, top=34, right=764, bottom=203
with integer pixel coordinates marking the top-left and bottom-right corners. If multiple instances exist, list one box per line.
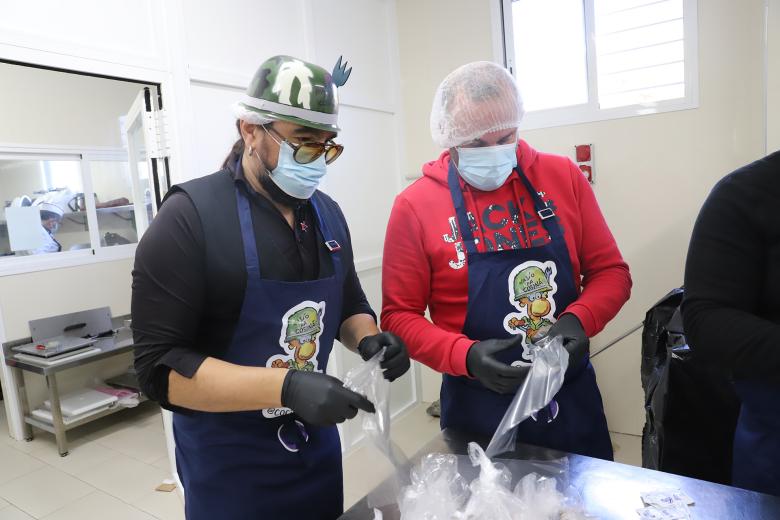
left=381, top=61, right=631, bottom=460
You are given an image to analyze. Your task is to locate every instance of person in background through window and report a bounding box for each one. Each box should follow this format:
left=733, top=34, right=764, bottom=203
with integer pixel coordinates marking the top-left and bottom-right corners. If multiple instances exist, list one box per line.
left=32, top=201, right=63, bottom=254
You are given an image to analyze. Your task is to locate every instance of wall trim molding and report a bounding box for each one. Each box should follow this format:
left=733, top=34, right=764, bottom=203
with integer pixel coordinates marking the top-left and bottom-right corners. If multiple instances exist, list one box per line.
left=355, top=255, right=382, bottom=273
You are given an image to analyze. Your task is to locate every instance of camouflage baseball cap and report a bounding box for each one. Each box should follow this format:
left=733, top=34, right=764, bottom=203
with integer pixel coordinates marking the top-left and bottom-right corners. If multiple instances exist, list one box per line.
left=235, top=55, right=352, bottom=133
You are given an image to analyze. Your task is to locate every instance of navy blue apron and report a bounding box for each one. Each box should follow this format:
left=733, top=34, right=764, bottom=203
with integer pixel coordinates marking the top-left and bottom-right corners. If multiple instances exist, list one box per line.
left=440, top=162, right=613, bottom=460
left=732, top=381, right=780, bottom=495
left=173, top=180, right=345, bottom=519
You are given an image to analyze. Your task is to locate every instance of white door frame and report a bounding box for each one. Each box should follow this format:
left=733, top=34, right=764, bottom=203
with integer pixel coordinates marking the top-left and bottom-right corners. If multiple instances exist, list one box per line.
left=0, top=304, right=26, bottom=440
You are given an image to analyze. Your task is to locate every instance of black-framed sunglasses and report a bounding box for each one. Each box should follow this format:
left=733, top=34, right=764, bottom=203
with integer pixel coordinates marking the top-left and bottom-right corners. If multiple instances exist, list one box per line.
left=264, top=125, right=344, bottom=165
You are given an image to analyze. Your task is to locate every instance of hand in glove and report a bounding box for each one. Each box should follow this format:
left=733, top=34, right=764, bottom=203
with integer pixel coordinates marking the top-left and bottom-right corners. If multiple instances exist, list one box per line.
left=281, top=370, right=375, bottom=426
left=545, top=313, right=589, bottom=374
left=466, top=335, right=530, bottom=394
left=358, top=332, right=411, bottom=382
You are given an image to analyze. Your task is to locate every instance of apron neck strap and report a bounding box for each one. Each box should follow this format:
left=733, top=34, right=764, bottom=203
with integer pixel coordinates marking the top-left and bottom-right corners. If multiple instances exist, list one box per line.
left=235, top=184, right=262, bottom=277
left=309, top=194, right=344, bottom=277
left=447, top=160, right=564, bottom=254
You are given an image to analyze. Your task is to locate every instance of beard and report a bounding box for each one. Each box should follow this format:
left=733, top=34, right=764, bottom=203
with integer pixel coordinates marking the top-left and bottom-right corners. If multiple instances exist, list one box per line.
left=256, top=167, right=305, bottom=208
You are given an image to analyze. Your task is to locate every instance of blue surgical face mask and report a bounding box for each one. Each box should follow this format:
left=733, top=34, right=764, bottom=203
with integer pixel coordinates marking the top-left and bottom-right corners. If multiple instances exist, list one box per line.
left=259, top=140, right=327, bottom=200
left=455, top=142, right=518, bottom=191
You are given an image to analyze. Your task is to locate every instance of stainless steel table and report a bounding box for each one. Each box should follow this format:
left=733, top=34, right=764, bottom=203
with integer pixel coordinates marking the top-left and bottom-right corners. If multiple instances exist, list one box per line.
left=2, top=316, right=139, bottom=456
left=340, top=429, right=780, bottom=519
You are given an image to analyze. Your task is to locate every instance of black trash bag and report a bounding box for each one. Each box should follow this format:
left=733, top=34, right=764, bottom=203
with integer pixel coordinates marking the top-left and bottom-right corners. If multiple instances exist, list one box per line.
left=641, top=288, right=740, bottom=485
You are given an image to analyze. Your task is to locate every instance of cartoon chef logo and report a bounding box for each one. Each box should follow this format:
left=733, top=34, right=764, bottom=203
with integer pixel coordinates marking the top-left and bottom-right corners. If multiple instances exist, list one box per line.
left=263, top=301, right=325, bottom=419
left=504, top=260, right=559, bottom=352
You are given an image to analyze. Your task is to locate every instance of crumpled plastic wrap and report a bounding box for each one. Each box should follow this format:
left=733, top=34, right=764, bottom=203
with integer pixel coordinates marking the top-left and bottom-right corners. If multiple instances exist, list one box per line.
left=400, top=443, right=588, bottom=520
left=399, top=453, right=469, bottom=520
left=344, top=349, right=409, bottom=508
left=486, top=335, right=569, bottom=458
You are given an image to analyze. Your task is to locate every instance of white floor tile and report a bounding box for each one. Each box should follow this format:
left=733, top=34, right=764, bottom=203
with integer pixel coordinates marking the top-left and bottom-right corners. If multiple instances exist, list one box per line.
left=0, top=496, right=8, bottom=510
left=132, top=490, right=185, bottom=520
left=76, top=453, right=168, bottom=504
left=0, top=467, right=93, bottom=519
left=611, top=432, right=642, bottom=467
left=0, top=506, right=34, bottom=520
left=151, top=456, right=172, bottom=473
left=96, top=424, right=168, bottom=465
left=42, top=491, right=155, bottom=520
left=28, top=441, right=120, bottom=479
left=390, top=403, right=441, bottom=456
left=0, top=444, right=45, bottom=486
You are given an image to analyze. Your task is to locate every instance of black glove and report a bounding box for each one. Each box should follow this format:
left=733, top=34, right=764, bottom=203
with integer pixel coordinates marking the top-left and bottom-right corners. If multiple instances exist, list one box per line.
left=545, top=313, right=589, bottom=374
left=281, top=370, right=375, bottom=426
left=358, top=332, right=411, bottom=382
left=466, top=335, right=530, bottom=394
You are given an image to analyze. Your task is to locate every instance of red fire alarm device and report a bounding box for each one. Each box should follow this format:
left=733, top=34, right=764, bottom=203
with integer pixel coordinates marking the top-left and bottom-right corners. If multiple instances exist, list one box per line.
left=580, top=165, right=593, bottom=183
left=575, top=144, right=591, bottom=162
left=574, top=144, right=594, bottom=184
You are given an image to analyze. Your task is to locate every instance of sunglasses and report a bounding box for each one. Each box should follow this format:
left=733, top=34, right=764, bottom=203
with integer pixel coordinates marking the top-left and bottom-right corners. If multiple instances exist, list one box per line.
left=264, top=126, right=344, bottom=165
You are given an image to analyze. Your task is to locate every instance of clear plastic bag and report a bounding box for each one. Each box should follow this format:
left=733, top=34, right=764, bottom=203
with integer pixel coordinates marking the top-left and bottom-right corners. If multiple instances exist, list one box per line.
left=399, top=453, right=469, bottom=520
left=400, top=443, right=588, bottom=520
left=455, top=443, right=524, bottom=520
left=344, top=349, right=410, bottom=508
left=486, top=335, right=569, bottom=458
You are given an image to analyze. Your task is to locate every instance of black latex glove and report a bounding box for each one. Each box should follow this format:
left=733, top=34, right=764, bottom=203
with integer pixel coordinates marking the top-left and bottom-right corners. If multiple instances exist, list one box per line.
left=281, top=370, right=375, bottom=426
left=358, top=332, right=411, bottom=382
left=545, top=313, right=589, bottom=374
left=466, top=335, right=530, bottom=394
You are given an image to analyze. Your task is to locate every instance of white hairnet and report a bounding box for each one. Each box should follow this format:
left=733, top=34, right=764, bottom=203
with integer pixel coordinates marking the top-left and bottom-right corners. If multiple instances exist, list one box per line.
left=430, top=61, right=524, bottom=149
left=231, top=101, right=274, bottom=126
left=32, top=189, right=75, bottom=217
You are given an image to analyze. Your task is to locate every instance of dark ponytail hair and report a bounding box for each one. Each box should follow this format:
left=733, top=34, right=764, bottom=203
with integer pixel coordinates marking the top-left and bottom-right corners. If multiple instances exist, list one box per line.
left=222, top=119, right=245, bottom=169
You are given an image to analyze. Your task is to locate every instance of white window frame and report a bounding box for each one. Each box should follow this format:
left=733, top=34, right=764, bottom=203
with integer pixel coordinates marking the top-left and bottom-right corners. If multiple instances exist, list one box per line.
left=500, top=0, right=699, bottom=130
left=0, top=143, right=141, bottom=277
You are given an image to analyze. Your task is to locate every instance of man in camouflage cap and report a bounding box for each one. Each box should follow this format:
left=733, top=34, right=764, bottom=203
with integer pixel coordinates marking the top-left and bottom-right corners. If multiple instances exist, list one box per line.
left=131, top=55, right=410, bottom=520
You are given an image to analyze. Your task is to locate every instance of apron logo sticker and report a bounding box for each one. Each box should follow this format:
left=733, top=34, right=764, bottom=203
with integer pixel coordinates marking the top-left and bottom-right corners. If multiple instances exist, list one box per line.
left=503, top=260, right=559, bottom=359
left=263, top=301, right=326, bottom=419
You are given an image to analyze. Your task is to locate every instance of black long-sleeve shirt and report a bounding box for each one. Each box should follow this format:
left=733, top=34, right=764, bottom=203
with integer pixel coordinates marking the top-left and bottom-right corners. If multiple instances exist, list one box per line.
left=131, top=166, right=375, bottom=410
left=682, top=151, right=780, bottom=381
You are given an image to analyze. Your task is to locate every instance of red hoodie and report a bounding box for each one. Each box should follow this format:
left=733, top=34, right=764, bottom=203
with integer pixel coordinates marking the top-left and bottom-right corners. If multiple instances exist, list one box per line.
left=380, top=140, right=631, bottom=377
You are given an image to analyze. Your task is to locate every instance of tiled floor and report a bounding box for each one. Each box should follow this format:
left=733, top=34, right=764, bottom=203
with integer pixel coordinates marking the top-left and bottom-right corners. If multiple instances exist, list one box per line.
left=0, top=402, right=182, bottom=520
left=0, top=399, right=643, bottom=518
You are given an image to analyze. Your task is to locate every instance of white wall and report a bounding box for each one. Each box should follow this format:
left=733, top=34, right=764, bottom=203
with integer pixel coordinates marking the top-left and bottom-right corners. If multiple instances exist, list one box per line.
left=0, top=62, right=146, bottom=148
left=397, top=0, right=498, bottom=178
left=396, top=0, right=768, bottom=434
left=768, top=0, right=780, bottom=152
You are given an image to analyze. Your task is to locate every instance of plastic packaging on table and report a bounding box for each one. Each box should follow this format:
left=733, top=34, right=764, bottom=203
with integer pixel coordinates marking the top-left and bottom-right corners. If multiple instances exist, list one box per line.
left=485, top=335, right=569, bottom=458
left=399, top=442, right=587, bottom=520
left=344, top=349, right=410, bottom=508
left=399, top=453, right=469, bottom=520
left=456, top=443, right=587, bottom=520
